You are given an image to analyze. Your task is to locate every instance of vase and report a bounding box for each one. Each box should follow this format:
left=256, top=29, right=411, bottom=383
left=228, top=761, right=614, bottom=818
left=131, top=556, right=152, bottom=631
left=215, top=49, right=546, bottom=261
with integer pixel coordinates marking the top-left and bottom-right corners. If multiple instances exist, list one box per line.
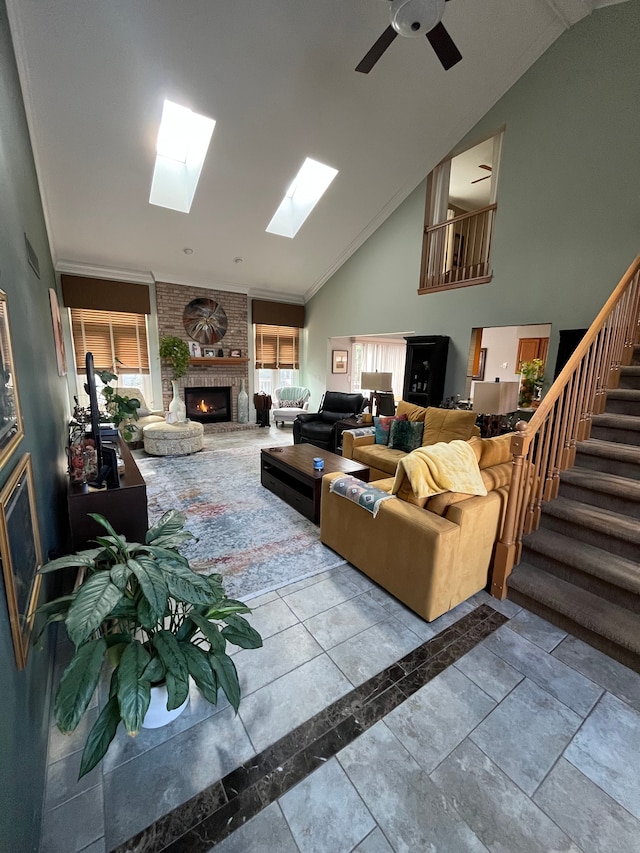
left=142, top=683, right=190, bottom=729
left=237, top=378, right=249, bottom=424
left=169, top=379, right=187, bottom=423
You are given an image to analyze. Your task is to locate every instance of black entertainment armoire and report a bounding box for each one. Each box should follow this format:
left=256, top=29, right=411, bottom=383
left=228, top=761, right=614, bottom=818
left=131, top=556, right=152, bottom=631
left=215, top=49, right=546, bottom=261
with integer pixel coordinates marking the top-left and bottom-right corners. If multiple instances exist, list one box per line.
left=402, top=335, right=450, bottom=408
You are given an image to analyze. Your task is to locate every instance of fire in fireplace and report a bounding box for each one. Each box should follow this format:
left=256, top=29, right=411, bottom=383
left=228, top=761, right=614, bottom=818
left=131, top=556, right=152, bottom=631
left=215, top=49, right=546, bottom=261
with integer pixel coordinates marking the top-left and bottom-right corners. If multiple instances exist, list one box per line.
left=184, top=386, right=231, bottom=423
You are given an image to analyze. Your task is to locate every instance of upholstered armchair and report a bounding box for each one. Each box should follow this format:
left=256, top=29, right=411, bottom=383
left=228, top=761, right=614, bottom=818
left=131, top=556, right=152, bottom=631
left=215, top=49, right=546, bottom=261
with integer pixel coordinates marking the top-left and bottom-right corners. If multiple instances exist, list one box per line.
left=293, top=391, right=365, bottom=451
left=113, top=387, right=164, bottom=441
left=271, top=386, right=311, bottom=427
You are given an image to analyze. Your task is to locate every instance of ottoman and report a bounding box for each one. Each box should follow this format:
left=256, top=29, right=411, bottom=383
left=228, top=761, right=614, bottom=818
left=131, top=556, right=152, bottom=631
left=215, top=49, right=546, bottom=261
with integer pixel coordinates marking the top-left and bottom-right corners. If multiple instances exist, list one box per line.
left=143, top=420, right=204, bottom=456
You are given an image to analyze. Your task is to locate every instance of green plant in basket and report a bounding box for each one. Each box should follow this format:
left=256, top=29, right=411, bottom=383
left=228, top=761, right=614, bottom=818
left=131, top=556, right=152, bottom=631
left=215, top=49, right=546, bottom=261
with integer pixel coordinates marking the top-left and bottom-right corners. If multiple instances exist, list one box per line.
left=34, top=510, right=262, bottom=778
left=518, top=357, right=544, bottom=407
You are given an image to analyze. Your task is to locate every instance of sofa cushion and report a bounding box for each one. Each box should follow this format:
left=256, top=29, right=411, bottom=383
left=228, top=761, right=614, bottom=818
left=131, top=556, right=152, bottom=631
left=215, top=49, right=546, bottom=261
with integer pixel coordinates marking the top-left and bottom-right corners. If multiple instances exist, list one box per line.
left=422, top=408, right=478, bottom=446
left=279, top=399, right=304, bottom=408
left=468, top=433, right=514, bottom=469
left=389, top=419, right=424, bottom=453
left=425, top=462, right=513, bottom=516
left=374, top=414, right=407, bottom=445
left=352, top=443, right=407, bottom=476
left=396, top=400, right=429, bottom=422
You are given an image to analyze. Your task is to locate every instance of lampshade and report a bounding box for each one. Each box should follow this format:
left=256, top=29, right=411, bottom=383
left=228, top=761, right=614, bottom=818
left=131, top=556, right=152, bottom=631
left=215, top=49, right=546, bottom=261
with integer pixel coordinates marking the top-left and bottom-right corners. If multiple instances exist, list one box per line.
left=472, top=381, right=519, bottom=414
left=361, top=371, right=393, bottom=392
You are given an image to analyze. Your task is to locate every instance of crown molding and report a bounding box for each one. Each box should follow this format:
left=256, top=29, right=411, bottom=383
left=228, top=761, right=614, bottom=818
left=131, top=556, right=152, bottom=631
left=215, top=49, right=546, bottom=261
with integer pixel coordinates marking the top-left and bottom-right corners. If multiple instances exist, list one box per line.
left=55, top=260, right=155, bottom=285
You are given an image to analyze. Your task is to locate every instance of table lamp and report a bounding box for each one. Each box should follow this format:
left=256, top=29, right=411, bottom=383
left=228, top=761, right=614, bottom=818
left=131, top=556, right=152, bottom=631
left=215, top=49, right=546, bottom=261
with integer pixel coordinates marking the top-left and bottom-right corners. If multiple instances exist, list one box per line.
left=361, top=371, right=394, bottom=416
left=472, top=381, right=520, bottom=414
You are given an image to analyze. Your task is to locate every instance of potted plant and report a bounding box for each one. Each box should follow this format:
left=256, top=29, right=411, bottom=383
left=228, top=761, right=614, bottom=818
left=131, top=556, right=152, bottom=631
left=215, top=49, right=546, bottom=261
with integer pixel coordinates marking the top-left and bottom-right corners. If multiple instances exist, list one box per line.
left=34, top=510, right=262, bottom=778
left=95, top=368, right=142, bottom=442
left=159, top=336, right=191, bottom=380
left=518, top=358, right=544, bottom=408
left=159, top=336, right=191, bottom=421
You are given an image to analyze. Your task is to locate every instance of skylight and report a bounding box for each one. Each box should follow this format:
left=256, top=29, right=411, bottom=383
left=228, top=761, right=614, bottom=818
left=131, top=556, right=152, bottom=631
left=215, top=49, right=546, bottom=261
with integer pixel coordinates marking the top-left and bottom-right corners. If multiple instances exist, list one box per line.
left=266, top=158, right=338, bottom=238
left=149, top=100, right=215, bottom=214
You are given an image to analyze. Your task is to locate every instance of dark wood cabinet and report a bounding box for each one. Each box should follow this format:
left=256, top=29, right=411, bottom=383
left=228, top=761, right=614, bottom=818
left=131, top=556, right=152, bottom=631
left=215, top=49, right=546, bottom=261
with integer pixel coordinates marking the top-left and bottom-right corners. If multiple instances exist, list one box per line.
left=67, top=438, right=148, bottom=550
left=402, top=335, right=450, bottom=408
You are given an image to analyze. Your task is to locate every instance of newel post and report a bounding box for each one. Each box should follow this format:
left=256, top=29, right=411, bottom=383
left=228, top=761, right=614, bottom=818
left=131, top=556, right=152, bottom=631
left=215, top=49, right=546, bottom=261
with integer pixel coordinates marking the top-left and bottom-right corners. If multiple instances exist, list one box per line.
left=490, top=423, right=528, bottom=600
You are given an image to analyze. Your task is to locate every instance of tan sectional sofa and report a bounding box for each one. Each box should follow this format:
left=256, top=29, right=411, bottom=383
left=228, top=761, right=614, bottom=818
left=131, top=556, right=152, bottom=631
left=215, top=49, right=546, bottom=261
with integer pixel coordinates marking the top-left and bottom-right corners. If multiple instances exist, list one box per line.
left=320, top=432, right=513, bottom=623
left=342, top=402, right=480, bottom=481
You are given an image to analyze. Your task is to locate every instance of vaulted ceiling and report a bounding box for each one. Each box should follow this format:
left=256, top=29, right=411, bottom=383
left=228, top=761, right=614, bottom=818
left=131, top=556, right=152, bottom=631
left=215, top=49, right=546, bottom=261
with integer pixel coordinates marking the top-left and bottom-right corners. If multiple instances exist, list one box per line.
left=7, top=0, right=623, bottom=302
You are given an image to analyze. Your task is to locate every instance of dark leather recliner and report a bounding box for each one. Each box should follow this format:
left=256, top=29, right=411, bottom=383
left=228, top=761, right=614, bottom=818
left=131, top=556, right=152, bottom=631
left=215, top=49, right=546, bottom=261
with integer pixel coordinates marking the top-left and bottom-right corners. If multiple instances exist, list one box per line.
left=293, top=391, right=365, bottom=451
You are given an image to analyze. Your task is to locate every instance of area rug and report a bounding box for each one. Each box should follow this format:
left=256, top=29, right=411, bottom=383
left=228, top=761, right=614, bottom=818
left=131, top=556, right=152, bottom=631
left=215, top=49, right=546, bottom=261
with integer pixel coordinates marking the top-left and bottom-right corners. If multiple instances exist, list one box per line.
left=136, top=445, right=346, bottom=601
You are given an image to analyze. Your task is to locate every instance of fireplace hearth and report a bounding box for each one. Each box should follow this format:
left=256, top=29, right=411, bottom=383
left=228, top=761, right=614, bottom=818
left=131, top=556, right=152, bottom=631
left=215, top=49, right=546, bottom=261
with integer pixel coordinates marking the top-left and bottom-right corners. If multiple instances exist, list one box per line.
left=184, top=386, right=231, bottom=423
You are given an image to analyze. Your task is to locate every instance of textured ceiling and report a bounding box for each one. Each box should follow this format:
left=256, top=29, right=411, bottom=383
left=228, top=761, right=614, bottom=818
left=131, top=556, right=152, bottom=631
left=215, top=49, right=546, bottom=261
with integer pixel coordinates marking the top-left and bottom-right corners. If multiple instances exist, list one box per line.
left=7, top=0, right=622, bottom=301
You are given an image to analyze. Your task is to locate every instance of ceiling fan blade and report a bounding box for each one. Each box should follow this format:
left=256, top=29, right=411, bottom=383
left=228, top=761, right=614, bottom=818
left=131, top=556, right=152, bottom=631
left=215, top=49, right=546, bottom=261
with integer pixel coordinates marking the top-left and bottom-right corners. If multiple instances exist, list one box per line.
left=356, top=25, right=398, bottom=74
left=426, top=21, right=462, bottom=71
left=471, top=175, right=492, bottom=184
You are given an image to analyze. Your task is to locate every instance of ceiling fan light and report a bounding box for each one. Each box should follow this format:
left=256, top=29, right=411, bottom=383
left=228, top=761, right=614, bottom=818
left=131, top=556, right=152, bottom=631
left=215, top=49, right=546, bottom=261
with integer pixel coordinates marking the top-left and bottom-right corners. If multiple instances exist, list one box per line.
left=390, top=0, right=445, bottom=38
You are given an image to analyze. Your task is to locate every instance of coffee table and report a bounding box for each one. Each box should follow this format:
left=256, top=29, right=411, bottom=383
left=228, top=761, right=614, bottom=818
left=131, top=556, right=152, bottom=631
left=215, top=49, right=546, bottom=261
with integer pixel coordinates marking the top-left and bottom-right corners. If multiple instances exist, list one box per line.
left=261, top=443, right=370, bottom=524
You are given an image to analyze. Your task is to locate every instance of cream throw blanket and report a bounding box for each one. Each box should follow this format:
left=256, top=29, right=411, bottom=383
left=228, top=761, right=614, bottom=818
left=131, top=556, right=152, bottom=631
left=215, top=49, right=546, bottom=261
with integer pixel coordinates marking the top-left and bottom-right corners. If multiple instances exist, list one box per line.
left=392, top=440, right=487, bottom=500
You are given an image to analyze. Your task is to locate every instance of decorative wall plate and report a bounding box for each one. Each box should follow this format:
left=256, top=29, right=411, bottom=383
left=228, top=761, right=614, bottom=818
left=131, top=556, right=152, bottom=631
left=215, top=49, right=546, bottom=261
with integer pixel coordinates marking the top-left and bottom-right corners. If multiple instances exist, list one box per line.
left=182, top=298, right=228, bottom=345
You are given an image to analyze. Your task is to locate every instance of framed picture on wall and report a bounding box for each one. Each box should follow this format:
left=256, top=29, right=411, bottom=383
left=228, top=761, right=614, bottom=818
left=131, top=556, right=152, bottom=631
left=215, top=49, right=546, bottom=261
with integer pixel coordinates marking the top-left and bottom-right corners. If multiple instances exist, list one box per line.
left=332, top=350, right=348, bottom=374
left=472, top=348, right=487, bottom=381
left=0, top=290, right=24, bottom=471
left=0, top=454, right=43, bottom=669
left=49, top=288, right=67, bottom=376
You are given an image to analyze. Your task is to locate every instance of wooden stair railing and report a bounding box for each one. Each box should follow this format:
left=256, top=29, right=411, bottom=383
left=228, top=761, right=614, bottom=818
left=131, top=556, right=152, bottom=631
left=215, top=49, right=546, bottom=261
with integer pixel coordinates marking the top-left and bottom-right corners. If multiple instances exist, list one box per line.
left=491, top=255, right=640, bottom=599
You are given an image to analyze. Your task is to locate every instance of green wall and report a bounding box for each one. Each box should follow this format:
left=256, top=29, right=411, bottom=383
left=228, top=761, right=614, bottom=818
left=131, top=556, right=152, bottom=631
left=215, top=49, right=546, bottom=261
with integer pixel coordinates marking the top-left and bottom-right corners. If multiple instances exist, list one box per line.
left=305, top=1, right=640, bottom=404
left=0, top=2, right=70, bottom=849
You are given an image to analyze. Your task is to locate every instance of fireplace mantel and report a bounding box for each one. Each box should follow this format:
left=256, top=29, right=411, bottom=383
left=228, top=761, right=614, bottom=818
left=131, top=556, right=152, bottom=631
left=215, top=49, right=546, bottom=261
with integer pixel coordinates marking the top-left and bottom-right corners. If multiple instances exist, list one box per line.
left=188, top=357, right=249, bottom=366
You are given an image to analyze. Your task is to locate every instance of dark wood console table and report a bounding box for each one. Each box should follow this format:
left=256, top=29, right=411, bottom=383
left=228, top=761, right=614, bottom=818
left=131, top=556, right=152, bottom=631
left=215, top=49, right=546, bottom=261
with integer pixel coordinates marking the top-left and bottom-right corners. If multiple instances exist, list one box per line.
left=67, top=437, right=148, bottom=550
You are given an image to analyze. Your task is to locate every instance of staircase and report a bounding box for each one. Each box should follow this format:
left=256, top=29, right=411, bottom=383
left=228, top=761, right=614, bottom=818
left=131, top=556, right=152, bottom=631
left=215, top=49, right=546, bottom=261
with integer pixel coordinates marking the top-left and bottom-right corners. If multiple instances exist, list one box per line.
left=508, top=348, right=640, bottom=672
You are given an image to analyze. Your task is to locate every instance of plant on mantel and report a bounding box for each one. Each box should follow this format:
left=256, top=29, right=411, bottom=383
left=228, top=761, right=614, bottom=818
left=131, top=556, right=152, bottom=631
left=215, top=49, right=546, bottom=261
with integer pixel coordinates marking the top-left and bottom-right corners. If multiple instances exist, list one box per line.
left=34, top=510, right=262, bottom=777
left=159, top=336, right=191, bottom=380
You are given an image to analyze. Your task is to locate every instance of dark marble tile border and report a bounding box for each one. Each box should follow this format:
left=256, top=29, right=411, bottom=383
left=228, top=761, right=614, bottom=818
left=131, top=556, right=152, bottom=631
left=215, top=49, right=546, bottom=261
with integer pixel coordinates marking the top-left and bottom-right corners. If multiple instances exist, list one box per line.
left=111, top=603, right=508, bottom=853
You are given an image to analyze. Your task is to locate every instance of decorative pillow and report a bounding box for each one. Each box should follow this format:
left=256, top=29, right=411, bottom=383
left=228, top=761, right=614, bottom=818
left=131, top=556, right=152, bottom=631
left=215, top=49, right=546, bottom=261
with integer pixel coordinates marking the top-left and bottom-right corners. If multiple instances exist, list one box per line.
left=388, top=419, right=424, bottom=453
left=422, top=408, right=478, bottom=446
left=374, top=414, right=407, bottom=445
left=136, top=406, right=151, bottom=417
left=280, top=399, right=303, bottom=408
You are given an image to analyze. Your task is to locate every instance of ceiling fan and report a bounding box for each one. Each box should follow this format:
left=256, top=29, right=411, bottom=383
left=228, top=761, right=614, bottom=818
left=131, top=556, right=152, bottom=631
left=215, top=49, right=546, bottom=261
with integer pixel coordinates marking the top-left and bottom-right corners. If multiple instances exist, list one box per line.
left=471, top=164, right=492, bottom=184
left=356, top=0, right=462, bottom=74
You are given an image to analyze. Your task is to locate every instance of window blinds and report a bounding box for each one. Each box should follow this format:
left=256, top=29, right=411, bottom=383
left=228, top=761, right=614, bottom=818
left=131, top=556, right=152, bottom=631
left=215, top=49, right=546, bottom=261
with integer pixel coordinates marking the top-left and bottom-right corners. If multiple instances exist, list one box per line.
left=70, top=309, right=150, bottom=373
left=254, top=324, right=299, bottom=370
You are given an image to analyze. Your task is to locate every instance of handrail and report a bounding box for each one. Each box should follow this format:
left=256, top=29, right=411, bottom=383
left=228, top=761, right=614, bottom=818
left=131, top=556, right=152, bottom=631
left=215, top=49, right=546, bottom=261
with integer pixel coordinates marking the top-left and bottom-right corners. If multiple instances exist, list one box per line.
left=491, top=255, right=640, bottom=598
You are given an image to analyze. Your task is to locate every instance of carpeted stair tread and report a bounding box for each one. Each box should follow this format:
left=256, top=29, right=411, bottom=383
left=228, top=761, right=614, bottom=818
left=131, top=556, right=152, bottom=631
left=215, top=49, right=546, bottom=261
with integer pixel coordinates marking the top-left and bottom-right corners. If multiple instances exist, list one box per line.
left=541, top=496, right=640, bottom=545
left=606, top=388, right=640, bottom=401
left=576, top=438, right=640, bottom=462
left=560, top=467, right=640, bottom=502
left=592, top=413, right=640, bottom=430
left=522, top=527, right=640, bottom=595
left=508, top=562, right=640, bottom=656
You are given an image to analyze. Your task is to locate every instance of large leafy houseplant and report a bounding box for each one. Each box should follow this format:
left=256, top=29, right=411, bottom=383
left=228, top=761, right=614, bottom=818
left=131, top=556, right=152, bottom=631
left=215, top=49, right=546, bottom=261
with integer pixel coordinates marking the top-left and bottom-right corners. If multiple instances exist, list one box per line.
left=95, top=368, right=142, bottom=442
left=159, top=336, right=191, bottom=380
left=35, top=510, right=262, bottom=778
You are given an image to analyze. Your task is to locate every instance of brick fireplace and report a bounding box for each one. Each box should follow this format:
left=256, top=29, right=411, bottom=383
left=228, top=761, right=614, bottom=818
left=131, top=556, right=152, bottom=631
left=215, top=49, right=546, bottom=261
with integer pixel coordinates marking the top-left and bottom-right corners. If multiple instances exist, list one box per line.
left=155, top=282, right=249, bottom=428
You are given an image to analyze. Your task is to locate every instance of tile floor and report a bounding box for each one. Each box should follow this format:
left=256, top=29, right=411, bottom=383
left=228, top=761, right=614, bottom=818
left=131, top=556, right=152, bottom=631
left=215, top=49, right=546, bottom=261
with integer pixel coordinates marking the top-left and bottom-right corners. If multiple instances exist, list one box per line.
left=39, top=426, right=640, bottom=853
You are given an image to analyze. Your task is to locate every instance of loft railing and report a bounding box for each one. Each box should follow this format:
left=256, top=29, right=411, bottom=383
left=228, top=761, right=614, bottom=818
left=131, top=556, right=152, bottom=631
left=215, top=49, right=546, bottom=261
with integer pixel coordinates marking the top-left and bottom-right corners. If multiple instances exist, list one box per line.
left=419, top=204, right=497, bottom=293
left=491, top=255, right=640, bottom=598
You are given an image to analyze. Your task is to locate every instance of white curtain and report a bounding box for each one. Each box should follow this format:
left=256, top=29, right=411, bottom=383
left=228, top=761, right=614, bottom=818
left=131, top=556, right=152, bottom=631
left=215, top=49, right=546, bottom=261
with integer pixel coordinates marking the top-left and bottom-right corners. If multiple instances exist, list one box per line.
left=353, top=340, right=406, bottom=398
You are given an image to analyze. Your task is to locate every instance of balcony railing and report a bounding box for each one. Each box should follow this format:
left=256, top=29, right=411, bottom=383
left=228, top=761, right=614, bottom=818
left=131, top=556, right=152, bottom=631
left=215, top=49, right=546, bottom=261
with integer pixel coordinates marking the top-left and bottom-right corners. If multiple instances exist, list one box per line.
left=419, top=204, right=497, bottom=294
left=491, top=255, right=640, bottom=598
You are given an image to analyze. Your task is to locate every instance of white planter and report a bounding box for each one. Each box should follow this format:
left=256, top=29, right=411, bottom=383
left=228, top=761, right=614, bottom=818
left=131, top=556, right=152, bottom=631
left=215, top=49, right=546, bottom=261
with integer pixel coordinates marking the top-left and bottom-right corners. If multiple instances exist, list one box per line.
left=142, top=683, right=190, bottom=729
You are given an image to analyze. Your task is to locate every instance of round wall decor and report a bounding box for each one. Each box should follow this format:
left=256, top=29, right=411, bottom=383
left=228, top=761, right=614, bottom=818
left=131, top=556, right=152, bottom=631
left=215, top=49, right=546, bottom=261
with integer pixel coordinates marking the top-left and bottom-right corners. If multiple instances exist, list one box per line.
left=182, top=298, right=228, bottom=345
